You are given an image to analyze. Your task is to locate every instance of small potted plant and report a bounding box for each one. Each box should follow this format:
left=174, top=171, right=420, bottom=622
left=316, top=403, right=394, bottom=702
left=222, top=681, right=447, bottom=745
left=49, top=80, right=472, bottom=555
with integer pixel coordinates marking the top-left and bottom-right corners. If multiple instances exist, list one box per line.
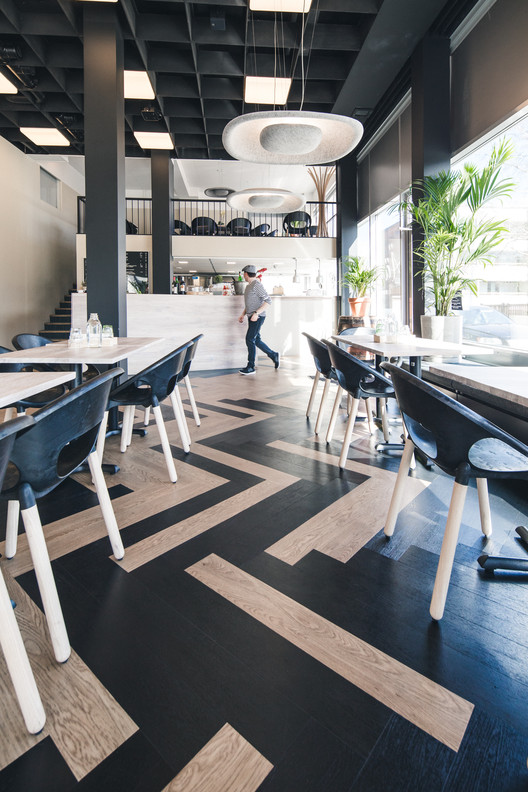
left=341, top=255, right=379, bottom=317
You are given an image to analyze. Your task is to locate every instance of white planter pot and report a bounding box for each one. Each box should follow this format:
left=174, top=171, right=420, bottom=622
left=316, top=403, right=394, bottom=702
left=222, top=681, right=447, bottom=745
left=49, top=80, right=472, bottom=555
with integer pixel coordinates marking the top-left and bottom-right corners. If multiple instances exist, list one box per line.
left=420, top=315, right=463, bottom=344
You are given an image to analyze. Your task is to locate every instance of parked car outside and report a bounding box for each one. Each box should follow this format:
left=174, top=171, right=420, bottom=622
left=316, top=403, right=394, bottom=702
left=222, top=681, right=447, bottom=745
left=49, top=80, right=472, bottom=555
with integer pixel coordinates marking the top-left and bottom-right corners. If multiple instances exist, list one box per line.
left=460, top=306, right=516, bottom=345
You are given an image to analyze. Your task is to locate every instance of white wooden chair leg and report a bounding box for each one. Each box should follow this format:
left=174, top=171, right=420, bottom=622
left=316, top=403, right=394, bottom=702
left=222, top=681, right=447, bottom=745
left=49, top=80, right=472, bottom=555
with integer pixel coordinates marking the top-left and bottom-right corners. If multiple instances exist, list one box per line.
left=339, top=398, right=360, bottom=469
left=0, top=568, right=46, bottom=734
left=381, top=399, right=390, bottom=442
left=96, top=410, right=108, bottom=462
left=20, top=504, right=70, bottom=664
left=365, top=398, right=374, bottom=435
left=476, top=478, right=492, bottom=537
left=3, top=407, right=14, bottom=422
left=347, top=394, right=352, bottom=415
left=170, top=390, right=191, bottom=452
left=384, top=437, right=415, bottom=537
left=126, top=407, right=135, bottom=446
left=120, top=406, right=133, bottom=453
left=87, top=451, right=124, bottom=560
left=153, top=404, right=177, bottom=482
left=306, top=370, right=320, bottom=417
left=314, top=378, right=331, bottom=435
left=184, top=376, right=200, bottom=427
left=325, top=386, right=342, bottom=443
left=144, top=406, right=150, bottom=426
left=6, top=500, right=20, bottom=559
left=430, top=481, right=468, bottom=621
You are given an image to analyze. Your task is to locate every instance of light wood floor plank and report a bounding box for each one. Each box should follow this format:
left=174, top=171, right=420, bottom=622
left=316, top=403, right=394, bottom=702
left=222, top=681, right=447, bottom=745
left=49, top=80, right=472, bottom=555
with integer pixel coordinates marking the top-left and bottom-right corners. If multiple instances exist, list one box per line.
left=265, top=441, right=430, bottom=564
left=187, top=554, right=474, bottom=752
left=0, top=569, right=137, bottom=780
left=163, top=723, right=273, bottom=792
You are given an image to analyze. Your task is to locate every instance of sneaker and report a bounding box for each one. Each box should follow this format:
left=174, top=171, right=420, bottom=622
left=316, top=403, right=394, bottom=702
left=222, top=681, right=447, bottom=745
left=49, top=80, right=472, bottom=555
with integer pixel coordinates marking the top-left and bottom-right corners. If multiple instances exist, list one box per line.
left=239, top=366, right=256, bottom=375
left=272, top=352, right=280, bottom=369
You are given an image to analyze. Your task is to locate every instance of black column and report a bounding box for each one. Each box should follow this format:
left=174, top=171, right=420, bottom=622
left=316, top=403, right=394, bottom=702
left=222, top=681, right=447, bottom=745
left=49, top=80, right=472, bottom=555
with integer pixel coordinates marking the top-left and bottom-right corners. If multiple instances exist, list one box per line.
left=411, top=34, right=450, bottom=332
left=83, top=5, right=127, bottom=335
left=336, top=153, right=358, bottom=311
left=151, top=150, right=173, bottom=294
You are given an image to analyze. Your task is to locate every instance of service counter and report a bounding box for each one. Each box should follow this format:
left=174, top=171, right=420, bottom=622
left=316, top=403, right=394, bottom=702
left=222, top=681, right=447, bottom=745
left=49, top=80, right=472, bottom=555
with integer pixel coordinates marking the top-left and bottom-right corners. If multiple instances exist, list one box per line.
left=71, top=293, right=338, bottom=371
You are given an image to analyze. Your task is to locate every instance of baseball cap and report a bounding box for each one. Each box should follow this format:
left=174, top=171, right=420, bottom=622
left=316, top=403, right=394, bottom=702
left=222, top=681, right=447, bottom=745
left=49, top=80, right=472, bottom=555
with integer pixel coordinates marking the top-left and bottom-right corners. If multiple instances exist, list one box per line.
left=242, top=264, right=257, bottom=275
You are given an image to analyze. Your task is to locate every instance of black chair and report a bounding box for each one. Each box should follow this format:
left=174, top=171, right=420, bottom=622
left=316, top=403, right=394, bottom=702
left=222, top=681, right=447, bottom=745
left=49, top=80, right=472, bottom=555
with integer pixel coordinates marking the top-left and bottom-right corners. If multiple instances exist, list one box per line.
left=226, top=217, right=252, bottom=236
left=191, top=216, right=218, bottom=236
left=0, top=345, right=69, bottom=416
left=325, top=341, right=395, bottom=468
left=381, top=362, right=528, bottom=620
left=174, top=219, right=192, bottom=236
left=283, top=211, right=311, bottom=236
left=266, top=229, right=278, bottom=237
left=126, top=219, right=138, bottom=234
left=1, top=369, right=125, bottom=665
left=250, top=223, right=270, bottom=237
left=0, top=413, right=46, bottom=735
left=302, top=333, right=339, bottom=436
left=106, top=342, right=193, bottom=482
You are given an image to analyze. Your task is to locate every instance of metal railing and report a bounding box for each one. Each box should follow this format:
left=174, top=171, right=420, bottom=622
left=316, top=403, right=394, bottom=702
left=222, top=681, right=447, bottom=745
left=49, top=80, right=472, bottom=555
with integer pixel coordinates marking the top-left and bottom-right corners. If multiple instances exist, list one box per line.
left=77, top=197, right=336, bottom=238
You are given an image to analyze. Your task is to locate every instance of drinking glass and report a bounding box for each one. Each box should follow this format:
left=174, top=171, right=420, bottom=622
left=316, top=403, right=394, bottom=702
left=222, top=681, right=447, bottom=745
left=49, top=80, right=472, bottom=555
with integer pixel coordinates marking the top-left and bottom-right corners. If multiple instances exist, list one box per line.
left=102, top=325, right=115, bottom=345
left=68, top=327, right=83, bottom=348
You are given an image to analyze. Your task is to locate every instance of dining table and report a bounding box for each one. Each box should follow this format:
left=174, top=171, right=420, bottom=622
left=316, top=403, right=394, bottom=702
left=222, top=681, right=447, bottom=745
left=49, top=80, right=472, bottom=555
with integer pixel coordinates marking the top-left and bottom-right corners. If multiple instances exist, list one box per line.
left=0, top=371, right=76, bottom=408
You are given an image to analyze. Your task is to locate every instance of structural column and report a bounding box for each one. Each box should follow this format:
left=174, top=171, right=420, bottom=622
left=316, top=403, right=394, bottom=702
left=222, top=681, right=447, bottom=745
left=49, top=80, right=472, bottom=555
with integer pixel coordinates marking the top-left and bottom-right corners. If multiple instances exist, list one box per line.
left=411, top=34, right=450, bottom=331
left=336, top=153, right=358, bottom=312
left=83, top=5, right=127, bottom=335
left=151, top=150, right=173, bottom=294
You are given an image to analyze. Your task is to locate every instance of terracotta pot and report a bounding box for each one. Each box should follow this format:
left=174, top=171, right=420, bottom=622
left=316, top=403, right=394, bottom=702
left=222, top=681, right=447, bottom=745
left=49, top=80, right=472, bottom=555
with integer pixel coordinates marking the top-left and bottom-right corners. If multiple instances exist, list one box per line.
left=348, top=297, right=370, bottom=318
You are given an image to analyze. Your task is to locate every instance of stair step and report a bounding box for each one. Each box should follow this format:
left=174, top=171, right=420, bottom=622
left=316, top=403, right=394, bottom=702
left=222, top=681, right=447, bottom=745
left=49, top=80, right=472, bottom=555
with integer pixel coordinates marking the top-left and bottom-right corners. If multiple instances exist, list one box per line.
left=53, top=308, right=71, bottom=317
left=44, top=321, right=70, bottom=331
left=40, top=330, right=70, bottom=340
left=59, top=300, right=72, bottom=310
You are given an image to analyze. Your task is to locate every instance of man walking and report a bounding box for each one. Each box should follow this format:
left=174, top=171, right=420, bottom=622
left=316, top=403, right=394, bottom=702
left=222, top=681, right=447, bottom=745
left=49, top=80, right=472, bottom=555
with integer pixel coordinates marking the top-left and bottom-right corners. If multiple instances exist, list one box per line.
left=237, top=264, right=280, bottom=375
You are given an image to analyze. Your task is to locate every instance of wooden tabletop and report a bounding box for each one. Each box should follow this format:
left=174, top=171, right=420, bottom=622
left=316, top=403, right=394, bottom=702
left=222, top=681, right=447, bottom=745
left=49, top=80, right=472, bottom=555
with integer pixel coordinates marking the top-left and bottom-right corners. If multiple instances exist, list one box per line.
left=0, top=337, right=165, bottom=366
left=330, top=335, right=478, bottom=358
left=429, top=364, right=528, bottom=409
left=0, top=371, right=75, bottom=408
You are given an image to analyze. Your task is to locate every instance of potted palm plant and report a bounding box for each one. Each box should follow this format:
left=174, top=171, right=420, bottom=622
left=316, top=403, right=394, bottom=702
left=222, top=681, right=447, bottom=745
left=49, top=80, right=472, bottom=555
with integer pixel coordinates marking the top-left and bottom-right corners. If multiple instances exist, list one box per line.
left=397, top=139, right=514, bottom=342
left=341, top=255, right=379, bottom=318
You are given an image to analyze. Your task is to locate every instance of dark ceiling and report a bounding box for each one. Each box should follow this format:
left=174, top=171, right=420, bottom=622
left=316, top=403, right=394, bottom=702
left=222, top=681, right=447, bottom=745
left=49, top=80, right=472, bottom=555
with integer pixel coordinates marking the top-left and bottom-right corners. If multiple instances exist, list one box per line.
left=0, top=0, right=479, bottom=160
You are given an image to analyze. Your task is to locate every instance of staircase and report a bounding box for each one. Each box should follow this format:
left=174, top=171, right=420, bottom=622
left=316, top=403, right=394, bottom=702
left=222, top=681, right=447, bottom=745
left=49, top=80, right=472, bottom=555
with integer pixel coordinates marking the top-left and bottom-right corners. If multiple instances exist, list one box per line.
left=40, top=286, right=75, bottom=341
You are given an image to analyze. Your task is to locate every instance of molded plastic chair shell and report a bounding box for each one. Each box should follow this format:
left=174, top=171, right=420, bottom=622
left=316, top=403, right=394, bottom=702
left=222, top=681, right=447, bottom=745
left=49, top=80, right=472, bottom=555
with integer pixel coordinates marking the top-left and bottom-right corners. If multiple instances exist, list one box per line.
left=283, top=211, right=311, bottom=236
left=0, top=413, right=46, bottom=735
left=302, top=332, right=338, bottom=436
left=174, top=219, right=192, bottom=235
left=107, top=342, right=193, bottom=481
left=1, top=369, right=125, bottom=666
left=191, top=216, right=218, bottom=236
left=12, top=334, right=51, bottom=351
left=325, top=341, right=395, bottom=467
left=381, top=362, right=528, bottom=621
left=250, top=223, right=271, bottom=237
left=226, top=217, right=252, bottom=236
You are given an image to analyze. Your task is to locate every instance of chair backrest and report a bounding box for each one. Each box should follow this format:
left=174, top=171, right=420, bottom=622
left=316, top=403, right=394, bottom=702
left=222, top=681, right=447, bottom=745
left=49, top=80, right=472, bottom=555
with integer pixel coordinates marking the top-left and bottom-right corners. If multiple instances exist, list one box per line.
left=0, top=415, right=34, bottom=488
left=250, top=223, right=270, bottom=237
left=174, top=219, right=191, bottom=235
left=302, top=332, right=334, bottom=378
left=0, top=345, right=24, bottom=373
left=227, top=217, right=252, bottom=236
left=179, top=334, right=203, bottom=380
left=191, top=216, right=218, bottom=235
left=110, top=341, right=193, bottom=405
left=12, top=334, right=52, bottom=350
left=382, top=362, right=528, bottom=482
left=283, top=211, right=311, bottom=235
left=4, top=368, right=123, bottom=501
left=325, top=340, right=393, bottom=397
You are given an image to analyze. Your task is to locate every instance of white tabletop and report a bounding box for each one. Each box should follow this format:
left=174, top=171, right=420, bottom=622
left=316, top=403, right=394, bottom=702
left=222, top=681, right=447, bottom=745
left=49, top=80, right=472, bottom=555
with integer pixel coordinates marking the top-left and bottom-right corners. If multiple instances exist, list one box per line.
left=0, top=337, right=165, bottom=366
left=330, top=335, right=483, bottom=358
left=0, top=371, right=75, bottom=408
left=429, top=364, right=528, bottom=409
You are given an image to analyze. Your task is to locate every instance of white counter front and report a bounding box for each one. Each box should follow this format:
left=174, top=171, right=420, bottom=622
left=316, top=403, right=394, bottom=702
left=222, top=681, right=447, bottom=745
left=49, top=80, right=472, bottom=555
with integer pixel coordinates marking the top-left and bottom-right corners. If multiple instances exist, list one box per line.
left=71, top=293, right=337, bottom=371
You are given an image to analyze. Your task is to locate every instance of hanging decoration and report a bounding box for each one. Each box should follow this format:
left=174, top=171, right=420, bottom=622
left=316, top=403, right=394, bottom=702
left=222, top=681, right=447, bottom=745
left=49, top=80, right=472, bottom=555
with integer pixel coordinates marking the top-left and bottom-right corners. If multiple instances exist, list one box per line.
left=307, top=165, right=335, bottom=237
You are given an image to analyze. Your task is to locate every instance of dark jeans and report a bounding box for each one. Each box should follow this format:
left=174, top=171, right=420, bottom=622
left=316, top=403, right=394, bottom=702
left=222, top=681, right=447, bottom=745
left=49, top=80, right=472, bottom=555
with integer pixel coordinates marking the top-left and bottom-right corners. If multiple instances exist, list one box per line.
left=245, top=316, right=275, bottom=367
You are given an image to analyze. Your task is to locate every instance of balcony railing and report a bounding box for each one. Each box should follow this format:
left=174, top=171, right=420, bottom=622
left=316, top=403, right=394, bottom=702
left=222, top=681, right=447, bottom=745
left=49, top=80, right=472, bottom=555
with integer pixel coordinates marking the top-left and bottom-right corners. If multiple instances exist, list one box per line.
left=77, top=197, right=336, bottom=238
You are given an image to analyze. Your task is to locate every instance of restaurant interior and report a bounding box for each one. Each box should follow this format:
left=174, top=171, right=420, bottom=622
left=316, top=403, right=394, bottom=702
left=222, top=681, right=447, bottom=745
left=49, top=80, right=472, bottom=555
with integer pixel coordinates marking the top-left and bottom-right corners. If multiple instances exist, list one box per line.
left=0, top=0, right=528, bottom=790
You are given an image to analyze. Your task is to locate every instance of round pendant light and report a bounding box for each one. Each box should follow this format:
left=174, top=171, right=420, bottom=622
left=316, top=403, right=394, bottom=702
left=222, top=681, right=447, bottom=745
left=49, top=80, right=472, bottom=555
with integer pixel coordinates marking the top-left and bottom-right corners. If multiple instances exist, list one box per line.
left=204, top=187, right=234, bottom=198
left=222, top=111, right=363, bottom=165
left=227, top=188, right=304, bottom=214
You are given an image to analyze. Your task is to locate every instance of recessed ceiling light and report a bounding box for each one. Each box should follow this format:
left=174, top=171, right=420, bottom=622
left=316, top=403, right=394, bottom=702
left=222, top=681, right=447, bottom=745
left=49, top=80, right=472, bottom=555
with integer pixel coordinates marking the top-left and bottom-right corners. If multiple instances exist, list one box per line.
left=189, top=270, right=197, bottom=273
left=178, top=260, right=189, bottom=264
left=76, top=1, right=118, bottom=3
left=0, top=73, right=17, bottom=94
left=244, top=76, right=291, bottom=105
left=133, top=131, right=173, bottom=150
left=20, top=127, right=70, bottom=146
left=125, top=71, right=155, bottom=100
left=249, top=0, right=312, bottom=11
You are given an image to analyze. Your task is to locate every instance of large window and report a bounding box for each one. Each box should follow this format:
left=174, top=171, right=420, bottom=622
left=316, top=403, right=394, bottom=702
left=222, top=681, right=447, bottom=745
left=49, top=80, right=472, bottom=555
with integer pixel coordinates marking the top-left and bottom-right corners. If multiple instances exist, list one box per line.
left=452, top=108, right=528, bottom=354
